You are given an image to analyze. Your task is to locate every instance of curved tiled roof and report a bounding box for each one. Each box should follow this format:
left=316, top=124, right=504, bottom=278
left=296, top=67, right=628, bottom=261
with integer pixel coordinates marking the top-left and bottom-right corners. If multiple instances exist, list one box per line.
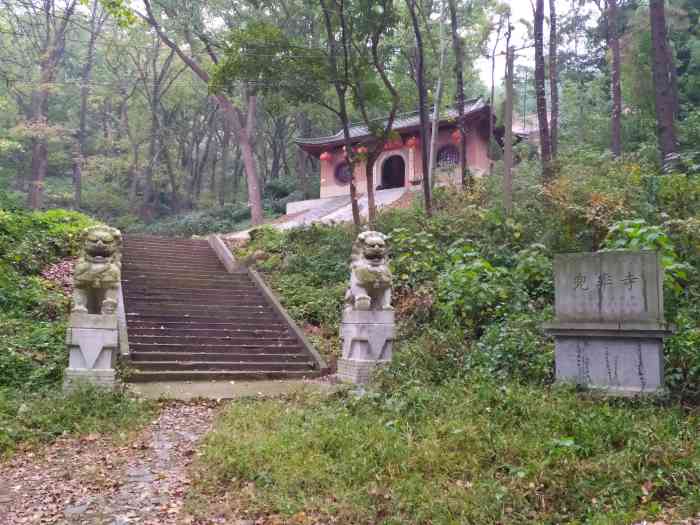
left=295, top=98, right=487, bottom=150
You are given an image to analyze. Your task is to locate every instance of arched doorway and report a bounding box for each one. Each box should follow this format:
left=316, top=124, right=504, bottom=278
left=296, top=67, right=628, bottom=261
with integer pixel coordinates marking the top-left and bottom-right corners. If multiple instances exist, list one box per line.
left=380, top=155, right=406, bottom=190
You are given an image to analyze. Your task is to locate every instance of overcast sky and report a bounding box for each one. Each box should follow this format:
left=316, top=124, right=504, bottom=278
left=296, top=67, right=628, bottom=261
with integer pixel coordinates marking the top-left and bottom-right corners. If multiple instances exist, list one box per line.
left=474, top=0, right=597, bottom=86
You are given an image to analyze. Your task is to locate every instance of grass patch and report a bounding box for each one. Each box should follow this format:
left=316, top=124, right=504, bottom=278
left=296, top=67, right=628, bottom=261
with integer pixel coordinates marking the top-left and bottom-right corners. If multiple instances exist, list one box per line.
left=194, top=379, right=700, bottom=524
left=0, top=383, right=155, bottom=456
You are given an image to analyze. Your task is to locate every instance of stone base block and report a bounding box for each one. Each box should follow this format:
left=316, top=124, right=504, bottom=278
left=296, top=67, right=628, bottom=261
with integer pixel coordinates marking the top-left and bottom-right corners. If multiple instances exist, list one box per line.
left=337, top=358, right=389, bottom=385
left=555, top=336, right=664, bottom=395
left=64, top=368, right=117, bottom=390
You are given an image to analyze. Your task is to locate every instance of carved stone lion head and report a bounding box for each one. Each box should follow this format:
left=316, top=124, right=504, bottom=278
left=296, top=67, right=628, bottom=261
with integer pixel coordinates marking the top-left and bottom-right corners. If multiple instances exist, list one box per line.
left=82, top=225, right=122, bottom=263
left=354, top=230, right=388, bottom=267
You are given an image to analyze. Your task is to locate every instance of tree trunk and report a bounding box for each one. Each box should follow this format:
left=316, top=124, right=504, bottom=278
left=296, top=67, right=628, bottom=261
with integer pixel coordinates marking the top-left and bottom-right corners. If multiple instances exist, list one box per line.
left=26, top=1, right=76, bottom=208
left=218, top=119, right=232, bottom=206
left=649, top=0, right=678, bottom=171
left=609, top=0, right=622, bottom=157
left=447, top=0, right=470, bottom=189
left=366, top=154, right=377, bottom=225
left=489, top=16, right=504, bottom=175
left=295, top=113, right=311, bottom=198
left=27, top=132, right=48, bottom=209
left=534, top=0, right=553, bottom=181
left=319, top=0, right=361, bottom=229
left=407, top=0, right=432, bottom=216
left=74, top=0, right=104, bottom=208
left=548, top=0, right=559, bottom=158
left=504, top=43, right=515, bottom=214
left=72, top=144, right=82, bottom=209
left=140, top=0, right=264, bottom=223
left=428, top=7, right=446, bottom=187
left=237, top=95, right=263, bottom=224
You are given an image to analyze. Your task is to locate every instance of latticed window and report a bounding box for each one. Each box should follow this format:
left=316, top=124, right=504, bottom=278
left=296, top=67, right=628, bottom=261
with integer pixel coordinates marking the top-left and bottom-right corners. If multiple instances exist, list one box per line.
left=334, top=162, right=352, bottom=185
left=437, top=145, right=459, bottom=168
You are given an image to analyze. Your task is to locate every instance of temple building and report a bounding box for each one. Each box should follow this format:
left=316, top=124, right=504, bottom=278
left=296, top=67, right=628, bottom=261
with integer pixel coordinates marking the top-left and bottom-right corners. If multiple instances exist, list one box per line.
left=295, top=98, right=492, bottom=200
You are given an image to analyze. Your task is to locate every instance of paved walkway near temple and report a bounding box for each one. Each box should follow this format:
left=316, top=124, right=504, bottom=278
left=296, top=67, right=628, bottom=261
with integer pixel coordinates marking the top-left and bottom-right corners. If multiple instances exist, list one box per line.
left=0, top=403, right=216, bottom=525
left=225, top=187, right=409, bottom=241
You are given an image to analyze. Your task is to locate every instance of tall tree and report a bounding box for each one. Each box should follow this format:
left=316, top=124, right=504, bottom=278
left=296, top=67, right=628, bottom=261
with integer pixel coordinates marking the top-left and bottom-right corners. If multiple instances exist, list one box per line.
left=533, top=0, right=554, bottom=181
left=406, top=0, right=432, bottom=215
left=548, top=0, right=559, bottom=158
left=607, top=0, right=623, bottom=157
left=447, top=0, right=471, bottom=190
left=649, top=0, right=678, bottom=170
left=137, top=0, right=264, bottom=225
left=489, top=8, right=506, bottom=174
left=73, top=0, right=107, bottom=209
left=503, top=26, right=515, bottom=214
left=0, top=0, right=79, bottom=208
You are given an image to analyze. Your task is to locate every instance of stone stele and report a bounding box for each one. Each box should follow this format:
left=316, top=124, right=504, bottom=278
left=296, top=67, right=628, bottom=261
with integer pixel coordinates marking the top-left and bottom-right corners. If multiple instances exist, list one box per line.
left=337, top=231, right=395, bottom=384
left=65, top=225, right=123, bottom=390
left=544, top=250, right=674, bottom=395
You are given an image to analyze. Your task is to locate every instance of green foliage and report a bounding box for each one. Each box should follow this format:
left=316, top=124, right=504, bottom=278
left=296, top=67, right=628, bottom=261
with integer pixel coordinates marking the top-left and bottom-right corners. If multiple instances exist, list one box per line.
left=388, top=227, right=443, bottom=290
left=512, top=243, right=554, bottom=302
left=0, top=207, right=152, bottom=453
left=602, top=218, right=691, bottom=294
left=135, top=204, right=252, bottom=237
left=236, top=224, right=353, bottom=356
left=0, top=317, right=67, bottom=389
left=213, top=21, right=327, bottom=105
left=664, top=306, right=700, bottom=403
left=474, top=310, right=554, bottom=385
left=657, top=173, right=700, bottom=219
left=0, top=208, right=93, bottom=273
left=0, top=384, right=153, bottom=456
left=195, top=380, right=700, bottom=524
left=436, top=245, right=523, bottom=334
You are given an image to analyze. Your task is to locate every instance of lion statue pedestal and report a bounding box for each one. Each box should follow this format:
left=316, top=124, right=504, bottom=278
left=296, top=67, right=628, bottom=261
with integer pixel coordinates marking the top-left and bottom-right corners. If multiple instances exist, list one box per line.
left=64, top=225, right=123, bottom=390
left=337, top=231, right=395, bottom=385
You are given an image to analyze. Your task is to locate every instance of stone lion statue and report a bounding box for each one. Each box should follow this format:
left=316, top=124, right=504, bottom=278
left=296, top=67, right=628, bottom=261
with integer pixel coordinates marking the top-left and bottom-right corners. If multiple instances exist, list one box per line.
left=72, top=225, right=122, bottom=315
left=345, top=230, right=393, bottom=311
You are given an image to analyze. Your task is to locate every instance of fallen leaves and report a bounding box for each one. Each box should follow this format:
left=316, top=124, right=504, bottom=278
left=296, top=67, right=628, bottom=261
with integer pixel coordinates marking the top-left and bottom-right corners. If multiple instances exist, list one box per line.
left=0, top=402, right=217, bottom=524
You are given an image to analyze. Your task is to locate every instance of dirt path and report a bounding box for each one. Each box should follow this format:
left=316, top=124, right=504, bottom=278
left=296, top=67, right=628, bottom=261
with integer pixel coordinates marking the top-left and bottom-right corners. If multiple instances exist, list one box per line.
left=0, top=402, right=217, bottom=525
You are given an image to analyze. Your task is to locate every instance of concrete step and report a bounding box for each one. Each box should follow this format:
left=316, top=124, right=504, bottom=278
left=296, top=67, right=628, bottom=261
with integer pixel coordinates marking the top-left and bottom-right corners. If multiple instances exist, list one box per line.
left=129, top=327, right=292, bottom=338
left=126, top=306, right=275, bottom=317
left=129, top=351, right=309, bottom=363
left=128, top=334, right=298, bottom=345
left=126, top=370, right=322, bottom=382
left=125, top=297, right=269, bottom=308
left=130, top=361, right=315, bottom=372
left=126, top=319, right=287, bottom=330
left=128, top=343, right=304, bottom=354
left=124, top=282, right=255, bottom=293
left=126, top=312, right=283, bottom=323
left=121, top=234, right=322, bottom=383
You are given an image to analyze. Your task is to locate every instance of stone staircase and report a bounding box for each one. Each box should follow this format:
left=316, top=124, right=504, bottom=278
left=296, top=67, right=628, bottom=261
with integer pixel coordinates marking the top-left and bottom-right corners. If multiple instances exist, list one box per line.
left=121, top=235, right=324, bottom=382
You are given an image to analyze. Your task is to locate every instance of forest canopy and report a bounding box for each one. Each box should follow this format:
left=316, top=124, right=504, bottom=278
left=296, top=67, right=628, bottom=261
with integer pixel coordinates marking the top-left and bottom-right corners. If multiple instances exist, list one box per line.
left=0, top=0, right=697, bottom=231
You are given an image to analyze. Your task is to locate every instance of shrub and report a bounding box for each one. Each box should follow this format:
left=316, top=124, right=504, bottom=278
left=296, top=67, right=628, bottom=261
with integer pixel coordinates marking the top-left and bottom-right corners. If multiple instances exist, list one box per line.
left=388, top=227, right=444, bottom=290
left=473, top=310, right=555, bottom=385
left=0, top=208, right=93, bottom=274
left=512, top=243, right=554, bottom=302
left=0, top=317, right=67, bottom=389
left=664, top=306, right=700, bottom=403
left=436, top=246, right=524, bottom=334
left=602, top=218, right=691, bottom=294
left=136, top=204, right=252, bottom=237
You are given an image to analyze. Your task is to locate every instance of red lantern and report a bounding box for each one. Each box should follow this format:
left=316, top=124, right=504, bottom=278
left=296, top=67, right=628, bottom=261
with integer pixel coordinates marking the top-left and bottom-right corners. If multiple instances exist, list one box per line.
left=406, top=136, right=419, bottom=149
left=451, top=129, right=462, bottom=144
left=319, top=151, right=332, bottom=162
